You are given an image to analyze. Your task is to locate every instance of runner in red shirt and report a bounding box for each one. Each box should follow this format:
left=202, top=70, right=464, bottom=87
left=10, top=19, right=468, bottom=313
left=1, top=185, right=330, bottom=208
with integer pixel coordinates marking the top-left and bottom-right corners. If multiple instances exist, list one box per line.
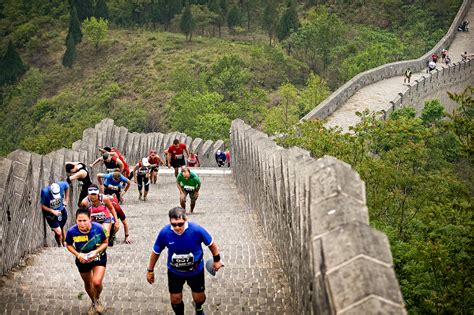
left=147, top=149, right=164, bottom=184
left=165, top=139, right=189, bottom=177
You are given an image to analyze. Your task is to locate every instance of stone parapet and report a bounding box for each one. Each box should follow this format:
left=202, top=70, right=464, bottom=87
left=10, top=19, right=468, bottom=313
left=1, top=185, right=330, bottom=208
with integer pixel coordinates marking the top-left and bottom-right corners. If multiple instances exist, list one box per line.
left=231, top=119, right=406, bottom=314
left=0, top=119, right=223, bottom=275
left=302, top=0, right=472, bottom=122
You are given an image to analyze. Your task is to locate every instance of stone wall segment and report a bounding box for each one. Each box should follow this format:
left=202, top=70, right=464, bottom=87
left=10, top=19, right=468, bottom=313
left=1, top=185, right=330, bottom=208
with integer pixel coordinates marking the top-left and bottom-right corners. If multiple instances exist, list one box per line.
left=231, top=120, right=405, bottom=314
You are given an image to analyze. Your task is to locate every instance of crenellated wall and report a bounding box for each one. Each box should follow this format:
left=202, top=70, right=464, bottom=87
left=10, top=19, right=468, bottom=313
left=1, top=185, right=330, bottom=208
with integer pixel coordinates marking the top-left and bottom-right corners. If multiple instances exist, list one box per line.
left=302, top=0, right=472, bottom=122
left=0, top=119, right=223, bottom=275
left=231, top=119, right=406, bottom=314
left=381, top=59, right=474, bottom=119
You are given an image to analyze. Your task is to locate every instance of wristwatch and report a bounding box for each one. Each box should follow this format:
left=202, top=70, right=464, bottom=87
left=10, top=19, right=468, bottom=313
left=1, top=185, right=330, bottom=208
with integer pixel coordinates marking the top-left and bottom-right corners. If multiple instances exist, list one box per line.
left=147, top=268, right=154, bottom=273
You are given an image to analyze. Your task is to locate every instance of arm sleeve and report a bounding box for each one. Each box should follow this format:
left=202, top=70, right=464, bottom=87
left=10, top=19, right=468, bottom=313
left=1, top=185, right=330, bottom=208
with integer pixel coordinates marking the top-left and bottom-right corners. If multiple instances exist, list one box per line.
left=152, top=229, right=167, bottom=255
left=65, top=229, right=73, bottom=245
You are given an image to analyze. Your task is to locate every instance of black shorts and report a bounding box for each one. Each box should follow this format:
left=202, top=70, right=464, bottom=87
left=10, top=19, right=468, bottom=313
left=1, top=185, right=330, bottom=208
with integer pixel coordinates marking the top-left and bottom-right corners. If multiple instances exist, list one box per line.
left=44, top=209, right=68, bottom=229
left=171, top=158, right=186, bottom=169
left=78, top=186, right=90, bottom=205
left=168, top=268, right=205, bottom=294
left=75, top=252, right=107, bottom=273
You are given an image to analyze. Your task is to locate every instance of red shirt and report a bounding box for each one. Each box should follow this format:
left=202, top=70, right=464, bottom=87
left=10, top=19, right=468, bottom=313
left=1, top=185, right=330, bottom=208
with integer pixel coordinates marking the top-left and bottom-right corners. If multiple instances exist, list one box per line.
left=148, top=156, right=160, bottom=165
left=167, top=144, right=187, bottom=159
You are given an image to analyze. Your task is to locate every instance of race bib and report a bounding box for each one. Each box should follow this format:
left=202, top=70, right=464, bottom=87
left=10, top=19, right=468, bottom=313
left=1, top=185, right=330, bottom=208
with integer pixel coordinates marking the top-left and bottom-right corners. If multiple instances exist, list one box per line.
left=183, top=185, right=195, bottom=192
left=107, top=184, right=119, bottom=191
left=171, top=253, right=195, bottom=271
left=174, top=154, right=184, bottom=159
left=106, top=168, right=118, bottom=173
left=50, top=198, right=62, bottom=209
left=91, top=212, right=106, bottom=223
left=139, top=169, right=148, bottom=176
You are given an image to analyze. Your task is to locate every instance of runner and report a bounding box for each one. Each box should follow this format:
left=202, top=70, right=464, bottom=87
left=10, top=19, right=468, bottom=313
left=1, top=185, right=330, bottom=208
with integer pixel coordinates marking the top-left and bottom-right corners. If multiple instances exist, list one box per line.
left=65, top=207, right=108, bottom=315
left=147, top=149, right=163, bottom=184
left=215, top=150, right=226, bottom=167
left=97, top=171, right=131, bottom=203
left=176, top=166, right=201, bottom=213
left=133, top=157, right=152, bottom=201
left=225, top=150, right=231, bottom=167
left=65, top=162, right=92, bottom=206
left=80, top=185, right=120, bottom=247
left=90, top=152, right=124, bottom=174
left=166, top=139, right=189, bottom=177
left=40, top=182, right=70, bottom=247
left=106, top=194, right=131, bottom=244
left=187, top=151, right=200, bottom=168
left=146, top=207, right=223, bottom=315
left=99, top=147, right=131, bottom=179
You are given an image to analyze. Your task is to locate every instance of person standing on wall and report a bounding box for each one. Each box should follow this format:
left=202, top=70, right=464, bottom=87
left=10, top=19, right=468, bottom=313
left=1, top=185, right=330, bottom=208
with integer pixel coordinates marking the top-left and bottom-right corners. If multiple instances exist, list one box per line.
left=40, top=181, right=70, bottom=246
left=65, top=207, right=109, bottom=315
left=176, top=166, right=201, bottom=214
left=166, top=139, right=189, bottom=177
left=146, top=207, right=223, bottom=315
left=66, top=162, right=92, bottom=207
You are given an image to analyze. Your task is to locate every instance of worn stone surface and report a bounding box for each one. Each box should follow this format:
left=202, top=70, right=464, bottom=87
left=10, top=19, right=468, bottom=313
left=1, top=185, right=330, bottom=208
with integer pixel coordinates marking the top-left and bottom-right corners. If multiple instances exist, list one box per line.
left=0, top=172, right=294, bottom=314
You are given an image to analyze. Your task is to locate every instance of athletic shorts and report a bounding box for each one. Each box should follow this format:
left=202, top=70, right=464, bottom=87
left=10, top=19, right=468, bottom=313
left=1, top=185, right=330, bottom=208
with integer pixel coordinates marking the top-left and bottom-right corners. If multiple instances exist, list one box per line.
left=168, top=268, right=205, bottom=294
left=171, top=157, right=186, bottom=168
left=184, top=190, right=198, bottom=201
left=44, top=209, right=68, bottom=229
left=75, top=252, right=107, bottom=273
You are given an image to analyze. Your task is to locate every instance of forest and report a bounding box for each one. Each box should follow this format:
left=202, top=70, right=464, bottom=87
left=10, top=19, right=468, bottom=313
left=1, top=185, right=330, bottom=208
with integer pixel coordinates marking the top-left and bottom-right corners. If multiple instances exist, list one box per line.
left=0, top=0, right=472, bottom=313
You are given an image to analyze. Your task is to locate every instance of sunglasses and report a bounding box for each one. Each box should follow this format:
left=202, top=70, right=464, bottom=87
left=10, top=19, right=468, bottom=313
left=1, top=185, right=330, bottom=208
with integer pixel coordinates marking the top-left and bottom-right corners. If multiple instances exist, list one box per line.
left=150, top=151, right=156, bottom=154
left=171, top=222, right=185, bottom=227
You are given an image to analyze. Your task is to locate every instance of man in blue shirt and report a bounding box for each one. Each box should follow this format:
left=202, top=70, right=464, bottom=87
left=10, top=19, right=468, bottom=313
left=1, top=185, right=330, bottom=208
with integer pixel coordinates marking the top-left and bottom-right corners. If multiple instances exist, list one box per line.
left=97, top=171, right=131, bottom=203
left=215, top=150, right=226, bottom=167
left=40, top=181, right=70, bottom=246
left=146, top=207, right=223, bottom=315
left=66, top=207, right=108, bottom=315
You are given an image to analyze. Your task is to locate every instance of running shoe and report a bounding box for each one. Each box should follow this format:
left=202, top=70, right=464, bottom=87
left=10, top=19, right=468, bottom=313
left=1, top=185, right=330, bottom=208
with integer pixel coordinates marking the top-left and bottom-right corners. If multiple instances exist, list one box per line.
left=95, top=299, right=105, bottom=314
left=87, top=303, right=97, bottom=315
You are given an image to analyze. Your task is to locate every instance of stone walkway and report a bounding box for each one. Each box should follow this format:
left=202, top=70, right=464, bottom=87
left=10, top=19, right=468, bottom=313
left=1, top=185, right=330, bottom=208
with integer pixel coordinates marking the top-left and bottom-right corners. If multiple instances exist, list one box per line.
left=0, top=170, right=293, bottom=314
left=325, top=2, right=474, bottom=131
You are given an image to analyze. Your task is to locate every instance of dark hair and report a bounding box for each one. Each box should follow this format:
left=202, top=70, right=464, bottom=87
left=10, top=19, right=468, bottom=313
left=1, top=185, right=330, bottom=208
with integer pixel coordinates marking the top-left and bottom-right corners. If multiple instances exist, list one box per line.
left=173, top=139, right=179, bottom=145
left=76, top=207, right=91, bottom=218
left=169, top=207, right=186, bottom=220
left=65, top=163, right=74, bottom=173
left=103, top=147, right=111, bottom=152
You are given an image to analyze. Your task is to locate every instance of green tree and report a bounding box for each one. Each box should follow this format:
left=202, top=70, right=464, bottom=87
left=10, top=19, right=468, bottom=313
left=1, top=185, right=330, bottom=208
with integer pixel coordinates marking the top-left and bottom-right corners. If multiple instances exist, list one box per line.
left=0, top=41, right=26, bottom=85
left=299, top=72, right=330, bottom=117
left=206, top=55, right=250, bottom=101
left=62, top=32, right=77, bottom=68
left=421, top=99, right=445, bottom=126
left=73, top=0, right=93, bottom=21
left=82, top=17, right=109, bottom=51
left=67, top=5, right=82, bottom=45
left=277, top=1, right=299, bottom=41
left=262, top=0, right=278, bottom=45
left=227, top=5, right=241, bottom=33
left=191, top=4, right=218, bottom=36
left=180, top=3, right=195, bottom=41
left=94, top=0, right=109, bottom=20
left=263, top=82, right=299, bottom=134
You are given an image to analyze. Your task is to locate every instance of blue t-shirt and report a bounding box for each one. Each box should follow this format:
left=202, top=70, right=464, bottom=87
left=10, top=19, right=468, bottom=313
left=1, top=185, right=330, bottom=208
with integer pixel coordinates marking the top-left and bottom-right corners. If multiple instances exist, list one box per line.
left=40, top=181, right=69, bottom=210
left=101, top=173, right=128, bottom=191
left=65, top=222, right=108, bottom=255
left=215, top=152, right=226, bottom=162
left=153, top=222, right=213, bottom=276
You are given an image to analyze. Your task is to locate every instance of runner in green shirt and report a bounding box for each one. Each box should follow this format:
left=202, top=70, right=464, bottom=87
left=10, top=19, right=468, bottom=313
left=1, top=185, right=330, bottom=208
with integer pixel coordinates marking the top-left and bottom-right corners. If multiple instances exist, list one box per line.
left=176, top=167, right=201, bottom=213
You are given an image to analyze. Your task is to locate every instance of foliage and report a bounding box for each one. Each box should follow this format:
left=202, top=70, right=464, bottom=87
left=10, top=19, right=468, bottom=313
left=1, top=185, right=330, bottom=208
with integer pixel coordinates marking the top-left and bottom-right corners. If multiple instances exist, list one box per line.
left=62, top=32, right=77, bottom=68
left=67, top=5, right=83, bottom=45
left=205, top=55, right=250, bottom=101
left=278, top=90, right=473, bottom=314
left=180, top=4, right=195, bottom=41
left=72, top=0, right=93, bottom=21
left=0, top=41, right=26, bottom=86
left=262, top=0, right=278, bottom=45
left=277, top=1, right=299, bottom=41
left=82, top=17, right=109, bottom=50
left=94, top=0, right=109, bottom=20
left=227, top=5, right=241, bottom=32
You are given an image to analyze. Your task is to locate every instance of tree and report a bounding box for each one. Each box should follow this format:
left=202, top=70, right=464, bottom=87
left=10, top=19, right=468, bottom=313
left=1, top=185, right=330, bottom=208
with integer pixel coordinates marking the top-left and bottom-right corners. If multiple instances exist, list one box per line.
left=94, top=0, right=109, bottom=20
left=227, top=5, right=241, bottom=33
left=82, top=17, right=109, bottom=51
left=62, top=33, right=77, bottom=68
left=262, top=0, right=278, bottom=45
left=0, top=41, right=26, bottom=85
left=209, top=0, right=227, bottom=37
left=180, top=4, right=195, bottom=41
left=73, top=0, right=93, bottom=21
left=67, top=5, right=82, bottom=45
left=277, top=1, right=299, bottom=41
left=191, top=4, right=218, bottom=36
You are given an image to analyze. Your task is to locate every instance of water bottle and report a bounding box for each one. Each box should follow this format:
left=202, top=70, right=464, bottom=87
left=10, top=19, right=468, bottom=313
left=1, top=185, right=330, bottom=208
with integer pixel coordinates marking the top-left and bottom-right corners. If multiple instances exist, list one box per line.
left=57, top=209, right=62, bottom=222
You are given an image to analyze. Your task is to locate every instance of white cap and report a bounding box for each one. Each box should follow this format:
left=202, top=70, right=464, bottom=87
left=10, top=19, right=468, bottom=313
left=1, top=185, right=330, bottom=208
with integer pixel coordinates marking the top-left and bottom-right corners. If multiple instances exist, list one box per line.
left=51, top=183, right=61, bottom=199
left=217, top=150, right=221, bottom=154
left=142, top=157, right=150, bottom=167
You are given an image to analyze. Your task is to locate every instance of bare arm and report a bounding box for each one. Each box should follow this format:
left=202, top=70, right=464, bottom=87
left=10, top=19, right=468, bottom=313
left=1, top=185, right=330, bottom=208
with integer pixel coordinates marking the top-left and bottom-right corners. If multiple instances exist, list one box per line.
left=208, top=241, right=223, bottom=271
left=116, top=159, right=124, bottom=172
left=104, top=198, right=119, bottom=231
left=41, top=204, right=60, bottom=216
left=69, top=169, right=87, bottom=181
left=146, top=251, right=160, bottom=284
left=90, top=157, right=103, bottom=168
